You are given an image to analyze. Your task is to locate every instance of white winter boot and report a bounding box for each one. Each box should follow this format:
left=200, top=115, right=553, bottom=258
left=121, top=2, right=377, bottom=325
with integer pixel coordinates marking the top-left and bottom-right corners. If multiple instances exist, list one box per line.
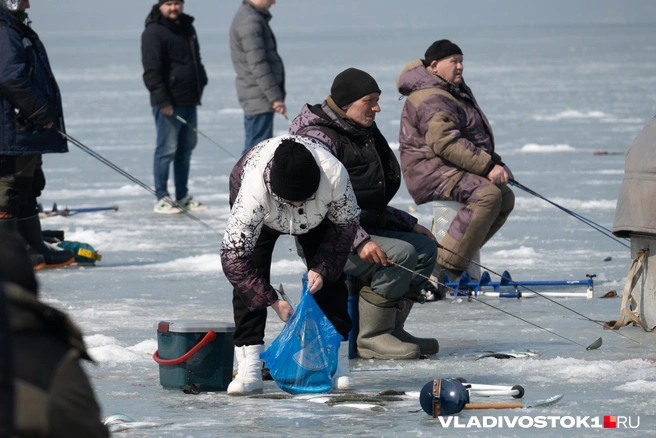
left=227, top=345, right=264, bottom=395
left=332, top=341, right=355, bottom=391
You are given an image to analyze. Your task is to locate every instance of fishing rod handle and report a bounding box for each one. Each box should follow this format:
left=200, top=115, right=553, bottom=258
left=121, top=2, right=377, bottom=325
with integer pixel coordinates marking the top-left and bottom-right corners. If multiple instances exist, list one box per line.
left=464, top=402, right=523, bottom=410
left=468, top=389, right=521, bottom=397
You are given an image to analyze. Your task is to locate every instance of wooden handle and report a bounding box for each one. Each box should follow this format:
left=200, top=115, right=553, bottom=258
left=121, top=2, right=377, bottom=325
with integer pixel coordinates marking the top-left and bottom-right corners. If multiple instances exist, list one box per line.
left=464, top=402, right=523, bottom=410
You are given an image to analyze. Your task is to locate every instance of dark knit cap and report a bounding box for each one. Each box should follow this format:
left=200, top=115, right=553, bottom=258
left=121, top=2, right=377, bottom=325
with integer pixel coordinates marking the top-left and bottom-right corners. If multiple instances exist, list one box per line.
left=330, top=68, right=381, bottom=108
left=423, top=39, right=463, bottom=66
left=0, top=230, right=38, bottom=295
left=270, top=139, right=321, bottom=202
left=158, top=0, right=184, bottom=6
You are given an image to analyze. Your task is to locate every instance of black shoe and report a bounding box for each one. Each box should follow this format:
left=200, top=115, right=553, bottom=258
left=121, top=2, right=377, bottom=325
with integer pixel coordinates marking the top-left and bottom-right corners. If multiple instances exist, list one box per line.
left=18, top=215, right=74, bottom=268
left=26, top=247, right=46, bottom=271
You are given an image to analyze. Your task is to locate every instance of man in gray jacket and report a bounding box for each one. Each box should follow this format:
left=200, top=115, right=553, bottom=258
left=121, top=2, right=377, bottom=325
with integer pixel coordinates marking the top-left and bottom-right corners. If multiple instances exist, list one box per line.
left=230, top=0, right=286, bottom=154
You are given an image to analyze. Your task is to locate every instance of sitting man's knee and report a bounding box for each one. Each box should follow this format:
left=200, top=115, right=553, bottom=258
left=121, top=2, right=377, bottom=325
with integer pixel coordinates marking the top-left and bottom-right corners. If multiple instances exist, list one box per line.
left=475, top=184, right=504, bottom=209
left=502, top=186, right=515, bottom=212
left=389, top=241, right=418, bottom=267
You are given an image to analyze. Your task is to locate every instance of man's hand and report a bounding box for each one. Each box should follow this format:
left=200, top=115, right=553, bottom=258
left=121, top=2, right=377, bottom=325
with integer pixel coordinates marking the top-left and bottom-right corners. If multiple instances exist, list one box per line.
left=307, top=270, right=324, bottom=294
left=356, top=240, right=388, bottom=265
left=160, top=105, right=174, bottom=116
left=487, top=164, right=510, bottom=185
left=44, top=122, right=54, bottom=129
left=272, top=100, right=287, bottom=118
left=271, top=299, right=293, bottom=322
left=412, top=223, right=438, bottom=244
left=503, top=165, right=514, bottom=181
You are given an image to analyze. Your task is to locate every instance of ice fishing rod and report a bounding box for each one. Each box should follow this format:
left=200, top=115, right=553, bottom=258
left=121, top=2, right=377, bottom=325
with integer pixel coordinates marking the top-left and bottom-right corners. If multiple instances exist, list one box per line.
left=509, top=179, right=630, bottom=249
left=386, top=259, right=601, bottom=350
left=58, top=131, right=220, bottom=233
left=175, top=115, right=238, bottom=160
left=434, top=244, right=642, bottom=346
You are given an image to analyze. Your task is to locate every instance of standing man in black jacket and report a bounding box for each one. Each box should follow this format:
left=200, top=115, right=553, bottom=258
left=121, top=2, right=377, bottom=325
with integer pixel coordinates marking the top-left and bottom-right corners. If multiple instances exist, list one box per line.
left=142, top=0, right=208, bottom=215
left=0, top=0, right=75, bottom=269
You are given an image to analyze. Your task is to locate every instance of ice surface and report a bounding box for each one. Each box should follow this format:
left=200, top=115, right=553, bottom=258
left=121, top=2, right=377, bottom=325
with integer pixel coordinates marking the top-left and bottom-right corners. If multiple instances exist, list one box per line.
left=28, top=22, right=656, bottom=437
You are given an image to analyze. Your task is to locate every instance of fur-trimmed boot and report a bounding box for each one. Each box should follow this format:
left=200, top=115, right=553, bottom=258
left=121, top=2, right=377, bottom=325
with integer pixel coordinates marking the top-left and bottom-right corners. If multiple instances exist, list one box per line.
left=17, top=215, right=74, bottom=268
left=356, top=296, right=420, bottom=360
left=392, top=298, right=439, bottom=355
left=227, top=345, right=264, bottom=395
left=332, top=341, right=354, bottom=391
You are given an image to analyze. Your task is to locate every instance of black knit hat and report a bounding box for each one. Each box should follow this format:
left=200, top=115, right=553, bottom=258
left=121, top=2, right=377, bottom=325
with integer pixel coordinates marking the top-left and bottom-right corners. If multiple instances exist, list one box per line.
left=423, top=39, right=463, bottom=66
left=270, top=139, right=321, bottom=202
left=0, top=230, right=38, bottom=295
left=330, top=68, right=381, bottom=108
left=158, top=0, right=184, bottom=6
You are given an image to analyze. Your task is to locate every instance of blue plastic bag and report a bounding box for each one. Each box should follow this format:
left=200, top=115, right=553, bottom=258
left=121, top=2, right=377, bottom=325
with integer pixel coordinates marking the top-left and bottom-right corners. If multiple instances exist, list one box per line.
left=260, top=276, right=342, bottom=394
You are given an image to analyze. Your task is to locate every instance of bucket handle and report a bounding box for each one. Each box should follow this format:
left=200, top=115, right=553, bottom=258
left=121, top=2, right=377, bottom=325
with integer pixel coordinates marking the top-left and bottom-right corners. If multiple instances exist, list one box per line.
left=153, top=330, right=217, bottom=366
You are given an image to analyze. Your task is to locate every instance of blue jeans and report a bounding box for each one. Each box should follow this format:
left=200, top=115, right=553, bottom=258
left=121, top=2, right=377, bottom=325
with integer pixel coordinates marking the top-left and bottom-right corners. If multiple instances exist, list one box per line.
left=243, top=112, right=274, bottom=154
left=152, top=106, right=197, bottom=200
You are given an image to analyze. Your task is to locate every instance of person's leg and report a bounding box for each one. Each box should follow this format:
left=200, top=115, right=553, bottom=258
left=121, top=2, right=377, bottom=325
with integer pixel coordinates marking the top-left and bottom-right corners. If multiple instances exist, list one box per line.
left=173, top=106, right=198, bottom=202
left=438, top=173, right=506, bottom=272
left=228, top=227, right=279, bottom=396
left=343, top=234, right=421, bottom=359
left=378, top=230, right=438, bottom=293
left=344, top=234, right=419, bottom=305
left=0, top=155, right=20, bottom=220
left=242, top=112, right=274, bottom=155
left=482, top=183, right=515, bottom=245
left=152, top=107, right=180, bottom=200
left=231, top=228, right=278, bottom=347
left=0, top=156, right=39, bottom=267
left=14, top=156, right=73, bottom=267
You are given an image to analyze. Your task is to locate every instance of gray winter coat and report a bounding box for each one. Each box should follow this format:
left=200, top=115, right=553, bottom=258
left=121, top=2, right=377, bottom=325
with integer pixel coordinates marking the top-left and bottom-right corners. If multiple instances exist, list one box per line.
left=229, top=1, right=285, bottom=115
left=613, top=117, right=656, bottom=238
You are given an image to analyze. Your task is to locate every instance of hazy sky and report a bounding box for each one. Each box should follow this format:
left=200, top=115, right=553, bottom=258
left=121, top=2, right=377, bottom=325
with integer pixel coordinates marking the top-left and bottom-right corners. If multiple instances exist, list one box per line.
left=26, top=0, right=656, bottom=34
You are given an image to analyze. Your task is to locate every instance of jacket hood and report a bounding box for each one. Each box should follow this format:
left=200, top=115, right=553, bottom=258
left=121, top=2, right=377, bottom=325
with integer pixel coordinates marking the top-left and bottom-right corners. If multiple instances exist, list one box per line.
left=396, top=59, right=442, bottom=96
left=5, top=281, right=93, bottom=362
left=397, top=58, right=474, bottom=101
left=145, top=3, right=195, bottom=29
left=291, top=100, right=375, bottom=141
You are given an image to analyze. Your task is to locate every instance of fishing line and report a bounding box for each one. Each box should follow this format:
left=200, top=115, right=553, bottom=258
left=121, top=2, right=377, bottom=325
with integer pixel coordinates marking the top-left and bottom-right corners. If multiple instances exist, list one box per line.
left=435, top=244, right=642, bottom=346
left=509, top=179, right=630, bottom=249
left=386, top=259, right=598, bottom=350
left=58, top=131, right=220, bottom=233
left=175, top=115, right=238, bottom=159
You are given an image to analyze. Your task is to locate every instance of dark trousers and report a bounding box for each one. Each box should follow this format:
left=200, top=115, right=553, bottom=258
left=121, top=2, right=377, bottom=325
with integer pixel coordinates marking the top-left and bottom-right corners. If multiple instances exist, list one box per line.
left=232, top=221, right=352, bottom=346
left=0, top=155, right=44, bottom=219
